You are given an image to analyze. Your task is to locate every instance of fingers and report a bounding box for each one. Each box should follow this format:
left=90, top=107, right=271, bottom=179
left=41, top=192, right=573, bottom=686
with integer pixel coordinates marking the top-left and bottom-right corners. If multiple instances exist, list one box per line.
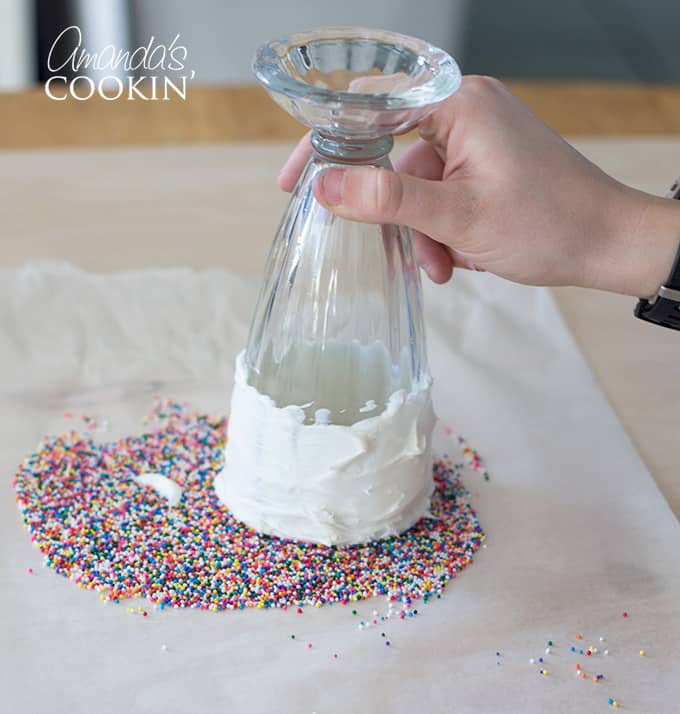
left=417, top=76, right=504, bottom=171
left=412, top=230, right=454, bottom=283
left=278, top=131, right=313, bottom=192
left=313, top=166, right=456, bottom=239
left=281, top=132, right=444, bottom=193
left=394, top=141, right=453, bottom=282
left=282, top=137, right=461, bottom=284
left=418, top=95, right=459, bottom=163
left=394, top=139, right=444, bottom=180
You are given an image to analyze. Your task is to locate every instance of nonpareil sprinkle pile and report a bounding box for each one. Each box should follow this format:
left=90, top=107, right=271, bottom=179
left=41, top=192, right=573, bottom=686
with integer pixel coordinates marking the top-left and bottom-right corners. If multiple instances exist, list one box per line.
left=13, top=400, right=485, bottom=610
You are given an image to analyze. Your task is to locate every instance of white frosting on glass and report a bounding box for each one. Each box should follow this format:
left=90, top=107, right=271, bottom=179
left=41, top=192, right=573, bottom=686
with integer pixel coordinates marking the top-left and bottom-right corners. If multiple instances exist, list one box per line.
left=214, top=350, right=436, bottom=546
left=136, top=473, right=183, bottom=506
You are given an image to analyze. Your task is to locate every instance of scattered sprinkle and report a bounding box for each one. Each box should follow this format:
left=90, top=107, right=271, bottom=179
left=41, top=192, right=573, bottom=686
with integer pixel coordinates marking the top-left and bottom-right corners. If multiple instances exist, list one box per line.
left=639, top=649, right=645, bottom=656
left=12, top=399, right=485, bottom=612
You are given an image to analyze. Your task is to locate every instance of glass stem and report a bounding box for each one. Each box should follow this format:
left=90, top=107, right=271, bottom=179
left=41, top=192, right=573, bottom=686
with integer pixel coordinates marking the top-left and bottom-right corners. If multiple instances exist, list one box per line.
left=310, top=130, right=394, bottom=165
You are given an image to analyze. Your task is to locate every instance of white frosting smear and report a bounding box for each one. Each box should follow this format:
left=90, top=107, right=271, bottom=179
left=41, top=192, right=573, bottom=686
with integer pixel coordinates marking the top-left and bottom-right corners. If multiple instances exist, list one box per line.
left=136, top=473, right=183, bottom=506
left=215, top=350, right=436, bottom=546
left=359, top=399, right=378, bottom=414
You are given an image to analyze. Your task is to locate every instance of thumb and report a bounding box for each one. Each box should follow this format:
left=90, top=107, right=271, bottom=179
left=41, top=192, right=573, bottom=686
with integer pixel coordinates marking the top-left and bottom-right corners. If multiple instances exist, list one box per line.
left=314, top=166, right=451, bottom=238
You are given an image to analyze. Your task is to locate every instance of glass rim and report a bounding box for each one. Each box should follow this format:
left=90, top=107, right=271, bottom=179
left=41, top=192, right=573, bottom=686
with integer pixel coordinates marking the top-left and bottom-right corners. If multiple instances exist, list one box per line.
left=252, top=26, right=462, bottom=110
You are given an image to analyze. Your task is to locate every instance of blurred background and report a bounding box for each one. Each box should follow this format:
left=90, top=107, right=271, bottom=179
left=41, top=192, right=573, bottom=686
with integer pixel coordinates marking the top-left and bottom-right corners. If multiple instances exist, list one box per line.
left=2, top=0, right=680, bottom=90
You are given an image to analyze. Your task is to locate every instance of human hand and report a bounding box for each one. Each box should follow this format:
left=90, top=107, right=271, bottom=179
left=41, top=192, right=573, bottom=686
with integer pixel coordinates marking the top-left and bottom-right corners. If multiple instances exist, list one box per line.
left=279, top=76, right=680, bottom=297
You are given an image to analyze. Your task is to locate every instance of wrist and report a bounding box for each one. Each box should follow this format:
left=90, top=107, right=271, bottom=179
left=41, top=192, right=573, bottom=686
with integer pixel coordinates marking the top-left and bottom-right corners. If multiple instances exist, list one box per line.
left=585, top=185, right=680, bottom=297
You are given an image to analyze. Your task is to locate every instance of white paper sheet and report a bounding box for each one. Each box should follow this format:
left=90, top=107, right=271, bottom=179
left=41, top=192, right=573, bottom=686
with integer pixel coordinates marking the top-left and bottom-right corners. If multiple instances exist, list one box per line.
left=1, top=263, right=678, bottom=714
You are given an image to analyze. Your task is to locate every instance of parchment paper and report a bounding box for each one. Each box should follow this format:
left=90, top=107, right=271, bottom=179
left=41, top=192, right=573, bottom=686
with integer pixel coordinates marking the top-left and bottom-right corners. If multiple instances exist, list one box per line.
left=1, top=263, right=678, bottom=714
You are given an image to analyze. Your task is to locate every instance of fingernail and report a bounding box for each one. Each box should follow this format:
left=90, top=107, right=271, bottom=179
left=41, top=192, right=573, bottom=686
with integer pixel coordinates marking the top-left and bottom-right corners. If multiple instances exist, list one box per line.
left=320, top=168, right=345, bottom=205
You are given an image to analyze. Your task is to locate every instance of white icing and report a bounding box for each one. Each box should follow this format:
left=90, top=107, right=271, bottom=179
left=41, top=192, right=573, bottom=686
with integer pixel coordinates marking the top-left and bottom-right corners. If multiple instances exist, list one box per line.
left=214, top=350, right=436, bottom=546
left=359, top=399, right=377, bottom=414
left=136, top=473, right=182, bottom=506
left=314, top=408, right=331, bottom=425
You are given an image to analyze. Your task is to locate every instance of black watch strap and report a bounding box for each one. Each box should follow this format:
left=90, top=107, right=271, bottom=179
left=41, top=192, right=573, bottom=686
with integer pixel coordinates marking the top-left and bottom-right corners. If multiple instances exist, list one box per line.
left=665, top=240, right=680, bottom=290
left=634, top=177, right=680, bottom=331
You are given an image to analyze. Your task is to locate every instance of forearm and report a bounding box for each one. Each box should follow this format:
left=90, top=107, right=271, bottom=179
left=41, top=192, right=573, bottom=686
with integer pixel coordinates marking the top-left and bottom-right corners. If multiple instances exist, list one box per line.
left=585, top=185, right=680, bottom=298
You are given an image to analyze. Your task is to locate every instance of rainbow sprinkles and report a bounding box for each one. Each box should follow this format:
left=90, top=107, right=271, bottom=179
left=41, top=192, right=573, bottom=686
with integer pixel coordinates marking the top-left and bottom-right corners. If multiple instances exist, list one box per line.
left=13, top=399, right=485, bottom=610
